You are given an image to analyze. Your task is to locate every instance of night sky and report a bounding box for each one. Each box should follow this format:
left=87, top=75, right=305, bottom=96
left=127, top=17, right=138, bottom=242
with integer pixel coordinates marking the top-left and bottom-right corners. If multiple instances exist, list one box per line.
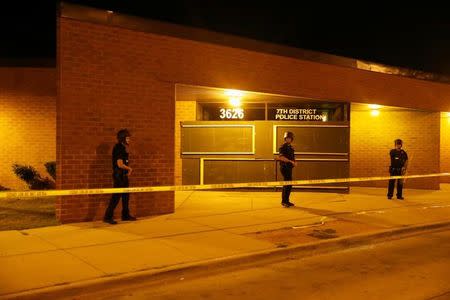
left=1, top=1, right=450, bottom=75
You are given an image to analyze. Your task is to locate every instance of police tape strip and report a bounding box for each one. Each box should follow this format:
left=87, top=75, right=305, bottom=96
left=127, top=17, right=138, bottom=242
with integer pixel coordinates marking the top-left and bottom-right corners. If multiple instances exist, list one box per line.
left=1, top=173, right=449, bottom=199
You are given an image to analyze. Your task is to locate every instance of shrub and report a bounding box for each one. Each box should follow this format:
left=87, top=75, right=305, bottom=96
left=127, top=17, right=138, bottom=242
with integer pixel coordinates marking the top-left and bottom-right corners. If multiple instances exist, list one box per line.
left=12, top=164, right=55, bottom=190
left=45, top=161, right=56, bottom=180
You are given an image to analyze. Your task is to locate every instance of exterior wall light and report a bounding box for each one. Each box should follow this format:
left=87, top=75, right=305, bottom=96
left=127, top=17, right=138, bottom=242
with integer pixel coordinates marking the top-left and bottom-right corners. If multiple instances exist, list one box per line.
left=368, top=104, right=381, bottom=116
left=225, top=90, right=243, bottom=107
left=229, top=97, right=241, bottom=107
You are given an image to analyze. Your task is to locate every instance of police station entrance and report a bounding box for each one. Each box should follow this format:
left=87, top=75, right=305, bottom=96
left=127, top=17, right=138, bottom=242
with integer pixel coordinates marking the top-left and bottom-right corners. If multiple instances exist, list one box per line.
left=175, top=85, right=350, bottom=192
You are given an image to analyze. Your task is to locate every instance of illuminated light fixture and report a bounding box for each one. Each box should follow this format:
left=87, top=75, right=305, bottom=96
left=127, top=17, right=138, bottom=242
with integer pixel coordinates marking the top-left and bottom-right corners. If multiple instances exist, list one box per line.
left=447, top=112, right=450, bottom=117
left=368, top=104, right=381, bottom=109
left=229, top=97, right=241, bottom=107
left=370, top=110, right=380, bottom=117
left=225, top=89, right=243, bottom=107
left=322, top=114, right=328, bottom=122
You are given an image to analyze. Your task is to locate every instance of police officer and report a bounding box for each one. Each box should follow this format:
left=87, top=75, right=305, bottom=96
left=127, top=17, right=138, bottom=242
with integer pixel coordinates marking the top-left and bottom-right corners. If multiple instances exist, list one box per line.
left=278, top=131, right=297, bottom=207
left=387, top=139, right=408, bottom=200
left=104, top=129, right=137, bottom=224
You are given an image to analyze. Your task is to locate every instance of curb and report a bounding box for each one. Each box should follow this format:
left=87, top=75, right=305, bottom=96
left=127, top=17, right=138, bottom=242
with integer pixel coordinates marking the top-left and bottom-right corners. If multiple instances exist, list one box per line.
left=2, top=220, right=450, bottom=299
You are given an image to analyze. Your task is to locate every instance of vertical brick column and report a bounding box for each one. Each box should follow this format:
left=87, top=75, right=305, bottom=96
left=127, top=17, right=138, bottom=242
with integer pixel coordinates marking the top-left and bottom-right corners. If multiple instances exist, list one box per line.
left=441, top=113, right=450, bottom=183
left=174, top=100, right=197, bottom=185
left=57, top=19, right=175, bottom=222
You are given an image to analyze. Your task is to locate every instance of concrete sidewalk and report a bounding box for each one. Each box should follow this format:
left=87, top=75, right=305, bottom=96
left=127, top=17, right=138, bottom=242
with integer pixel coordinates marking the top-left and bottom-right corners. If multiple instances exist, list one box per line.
left=1, top=185, right=450, bottom=298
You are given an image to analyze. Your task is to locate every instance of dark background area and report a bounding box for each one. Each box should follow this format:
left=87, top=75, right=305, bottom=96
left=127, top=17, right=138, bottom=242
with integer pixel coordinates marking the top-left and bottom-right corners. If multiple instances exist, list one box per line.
left=1, top=1, right=449, bottom=75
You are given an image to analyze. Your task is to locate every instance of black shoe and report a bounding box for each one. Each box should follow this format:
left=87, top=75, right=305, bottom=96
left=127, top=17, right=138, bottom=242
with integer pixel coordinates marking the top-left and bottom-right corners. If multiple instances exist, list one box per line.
left=387, top=196, right=392, bottom=200
left=282, top=202, right=290, bottom=208
left=287, top=202, right=295, bottom=207
left=122, top=215, right=137, bottom=221
left=397, top=196, right=404, bottom=200
left=103, top=218, right=117, bottom=225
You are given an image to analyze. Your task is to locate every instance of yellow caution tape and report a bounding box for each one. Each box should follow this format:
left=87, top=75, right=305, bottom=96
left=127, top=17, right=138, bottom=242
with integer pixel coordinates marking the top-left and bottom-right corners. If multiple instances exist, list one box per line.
left=0, top=173, right=449, bottom=199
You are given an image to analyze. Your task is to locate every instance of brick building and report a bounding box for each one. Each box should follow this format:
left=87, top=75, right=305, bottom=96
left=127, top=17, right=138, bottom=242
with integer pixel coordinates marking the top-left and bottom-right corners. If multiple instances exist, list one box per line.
left=1, top=3, right=450, bottom=223
left=0, top=67, right=56, bottom=190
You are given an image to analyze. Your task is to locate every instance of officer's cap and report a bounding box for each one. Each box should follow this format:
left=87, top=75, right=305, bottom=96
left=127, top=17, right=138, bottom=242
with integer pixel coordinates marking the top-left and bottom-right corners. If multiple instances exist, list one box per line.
left=117, top=129, right=131, bottom=143
left=284, top=131, right=294, bottom=140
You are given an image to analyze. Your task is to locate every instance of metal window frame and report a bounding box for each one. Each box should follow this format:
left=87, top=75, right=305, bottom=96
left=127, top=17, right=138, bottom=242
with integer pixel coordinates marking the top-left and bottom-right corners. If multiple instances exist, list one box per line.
left=199, top=157, right=349, bottom=186
left=181, top=124, right=256, bottom=155
left=272, top=124, right=350, bottom=155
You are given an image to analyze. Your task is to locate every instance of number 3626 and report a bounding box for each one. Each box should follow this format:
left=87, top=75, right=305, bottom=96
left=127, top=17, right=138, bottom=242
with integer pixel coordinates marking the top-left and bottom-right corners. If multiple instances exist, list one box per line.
left=219, top=108, right=244, bottom=119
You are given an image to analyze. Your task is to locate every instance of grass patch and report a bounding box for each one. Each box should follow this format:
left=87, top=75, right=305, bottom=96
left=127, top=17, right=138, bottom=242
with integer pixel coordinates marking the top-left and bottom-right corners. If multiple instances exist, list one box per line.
left=0, top=197, right=58, bottom=231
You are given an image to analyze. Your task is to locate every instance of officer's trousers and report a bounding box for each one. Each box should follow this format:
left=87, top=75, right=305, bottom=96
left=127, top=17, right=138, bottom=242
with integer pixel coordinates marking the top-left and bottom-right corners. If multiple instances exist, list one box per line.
left=280, top=165, right=293, bottom=203
left=388, top=168, right=403, bottom=198
left=104, top=174, right=130, bottom=220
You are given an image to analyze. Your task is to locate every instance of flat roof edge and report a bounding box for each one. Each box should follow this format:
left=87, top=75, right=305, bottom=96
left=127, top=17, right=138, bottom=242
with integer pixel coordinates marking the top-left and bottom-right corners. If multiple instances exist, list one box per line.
left=0, top=58, right=55, bottom=68
left=59, top=2, right=450, bottom=85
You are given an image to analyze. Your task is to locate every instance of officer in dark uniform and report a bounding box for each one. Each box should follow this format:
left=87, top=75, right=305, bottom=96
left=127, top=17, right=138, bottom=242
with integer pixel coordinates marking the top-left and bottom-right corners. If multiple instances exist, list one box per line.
left=278, top=131, right=297, bottom=207
left=387, top=139, right=408, bottom=200
left=104, top=129, right=137, bottom=224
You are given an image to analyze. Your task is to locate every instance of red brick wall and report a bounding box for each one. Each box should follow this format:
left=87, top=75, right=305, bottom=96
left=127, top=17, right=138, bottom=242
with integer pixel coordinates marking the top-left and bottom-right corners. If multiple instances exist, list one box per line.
left=58, top=16, right=450, bottom=222
left=0, top=68, right=56, bottom=190
left=57, top=20, right=175, bottom=223
left=441, top=113, right=450, bottom=183
left=174, top=101, right=196, bottom=185
left=350, top=107, right=441, bottom=189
